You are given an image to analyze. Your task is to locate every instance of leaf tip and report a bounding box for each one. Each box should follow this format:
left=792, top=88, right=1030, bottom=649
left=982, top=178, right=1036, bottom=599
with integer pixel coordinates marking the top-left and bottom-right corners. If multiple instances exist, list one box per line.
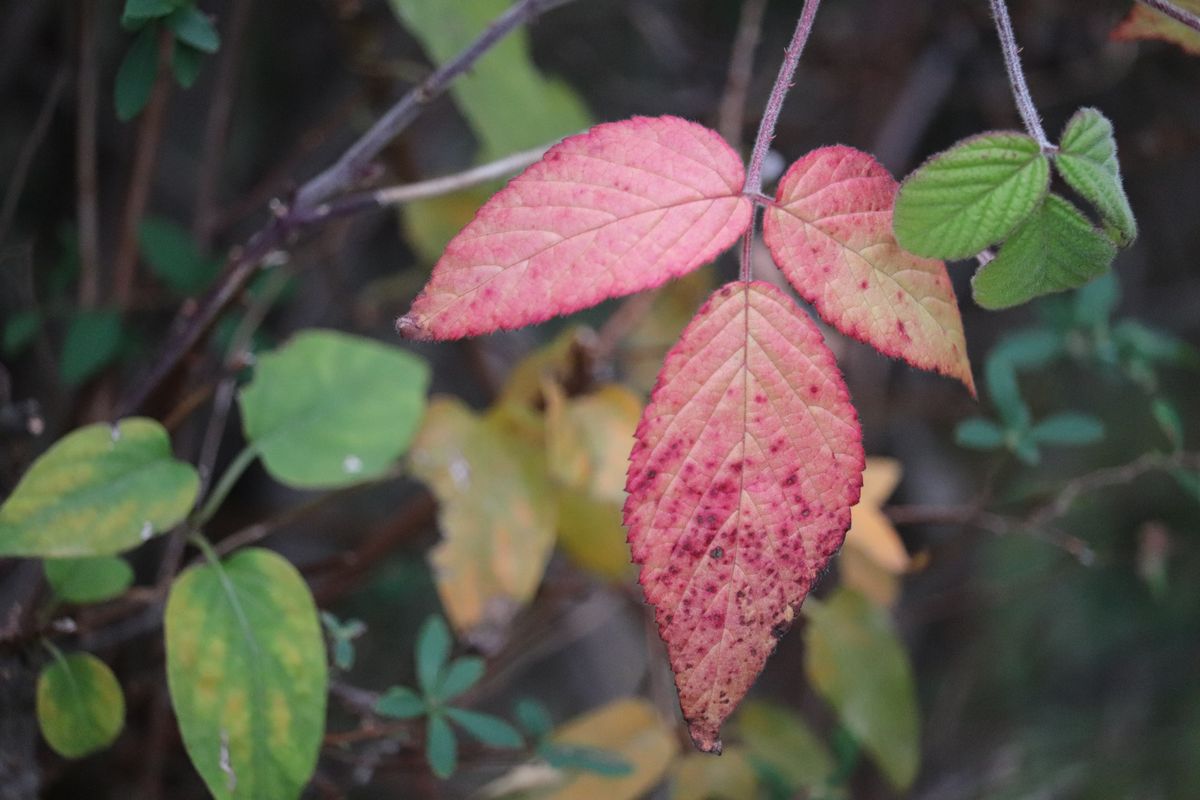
left=395, top=314, right=430, bottom=341
left=687, top=723, right=723, bottom=755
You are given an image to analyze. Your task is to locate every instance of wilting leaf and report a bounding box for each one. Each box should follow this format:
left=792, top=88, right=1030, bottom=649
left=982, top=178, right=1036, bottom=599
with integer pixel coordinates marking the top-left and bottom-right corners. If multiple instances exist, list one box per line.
left=840, top=457, right=909, bottom=607
left=410, top=398, right=557, bottom=639
left=0, top=418, right=198, bottom=557
left=1111, top=0, right=1200, bottom=56
left=804, top=588, right=920, bottom=791
left=44, top=556, right=134, bottom=604
left=239, top=329, right=429, bottom=488
left=894, top=132, right=1049, bottom=259
left=670, top=746, right=758, bottom=800
left=1054, top=108, right=1137, bottom=246
left=735, top=700, right=836, bottom=794
left=626, top=281, right=864, bottom=752
left=165, top=548, right=327, bottom=800
left=397, top=117, right=752, bottom=340
left=37, top=652, right=125, bottom=758
left=764, top=146, right=973, bottom=393
left=542, top=698, right=678, bottom=800
left=972, top=195, right=1117, bottom=309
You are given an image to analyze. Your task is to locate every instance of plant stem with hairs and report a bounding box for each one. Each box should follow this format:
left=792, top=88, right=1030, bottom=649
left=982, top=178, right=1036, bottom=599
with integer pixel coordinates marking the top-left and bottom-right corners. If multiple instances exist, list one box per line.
left=988, top=0, right=1051, bottom=151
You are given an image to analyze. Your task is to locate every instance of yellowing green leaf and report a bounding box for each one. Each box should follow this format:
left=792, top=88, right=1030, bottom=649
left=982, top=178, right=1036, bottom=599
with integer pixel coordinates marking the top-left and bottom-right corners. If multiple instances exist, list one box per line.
left=410, top=397, right=557, bottom=640
left=804, top=588, right=920, bottom=791
left=44, top=556, right=134, bottom=604
left=165, top=548, right=327, bottom=800
left=498, top=327, right=596, bottom=414
left=239, top=329, right=429, bottom=489
left=894, top=132, right=1049, bottom=259
left=0, top=418, right=198, bottom=557
left=972, top=194, right=1117, bottom=309
left=556, top=490, right=634, bottom=581
left=622, top=269, right=715, bottom=393
left=1054, top=108, right=1137, bottom=246
left=735, top=700, right=836, bottom=793
left=37, top=652, right=125, bottom=758
left=840, top=458, right=909, bottom=607
left=670, top=746, right=758, bottom=800
left=402, top=187, right=491, bottom=265
left=542, top=698, right=679, bottom=800
left=1111, top=0, right=1200, bottom=56
left=546, top=384, right=641, bottom=502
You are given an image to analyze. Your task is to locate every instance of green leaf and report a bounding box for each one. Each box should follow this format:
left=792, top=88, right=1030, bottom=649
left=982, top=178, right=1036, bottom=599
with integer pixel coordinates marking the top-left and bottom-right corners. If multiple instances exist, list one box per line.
left=1011, top=433, right=1041, bottom=465
left=1173, top=469, right=1200, bottom=505
left=44, top=556, right=134, bottom=604
left=955, top=418, right=1006, bottom=450
left=973, top=194, right=1118, bottom=310
left=426, top=713, right=458, bottom=779
left=894, top=132, right=1050, bottom=259
left=416, top=614, right=452, bottom=696
left=3, top=309, right=41, bottom=357
left=238, top=329, right=430, bottom=488
left=1113, top=320, right=1200, bottom=368
left=1054, top=108, right=1137, bottom=246
left=115, top=27, right=160, bottom=121
left=167, top=6, right=220, bottom=53
left=990, top=329, right=1064, bottom=369
left=1029, top=412, right=1105, bottom=445
left=735, top=700, right=836, bottom=794
left=122, top=0, right=178, bottom=28
left=1152, top=398, right=1183, bottom=450
left=332, top=639, right=354, bottom=672
left=37, top=652, right=125, bottom=758
left=1072, top=271, right=1120, bottom=328
left=376, top=686, right=426, bottom=719
left=514, top=698, right=553, bottom=739
left=540, top=742, right=634, bottom=777
left=165, top=548, right=327, bottom=800
left=139, top=217, right=219, bottom=294
left=60, top=309, right=123, bottom=386
left=171, top=42, right=204, bottom=88
left=804, top=588, right=920, bottom=791
left=0, top=418, right=199, bottom=557
left=984, top=356, right=1029, bottom=429
left=436, top=656, right=484, bottom=702
left=444, top=707, right=523, bottom=748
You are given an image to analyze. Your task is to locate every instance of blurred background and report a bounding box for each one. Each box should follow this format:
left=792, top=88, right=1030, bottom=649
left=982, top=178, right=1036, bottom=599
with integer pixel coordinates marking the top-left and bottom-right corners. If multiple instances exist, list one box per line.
left=1, top=0, right=1199, bottom=798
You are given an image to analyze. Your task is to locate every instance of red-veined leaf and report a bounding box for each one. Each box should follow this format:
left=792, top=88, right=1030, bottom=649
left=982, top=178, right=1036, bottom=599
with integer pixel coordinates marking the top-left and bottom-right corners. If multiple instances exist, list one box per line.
left=625, top=281, right=864, bottom=753
left=763, top=146, right=974, bottom=394
left=398, top=116, right=752, bottom=340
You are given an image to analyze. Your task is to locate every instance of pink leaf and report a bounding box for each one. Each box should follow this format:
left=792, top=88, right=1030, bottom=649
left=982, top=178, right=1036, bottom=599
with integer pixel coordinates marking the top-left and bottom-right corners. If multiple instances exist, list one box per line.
left=763, top=146, right=975, bottom=394
left=398, top=116, right=753, bottom=340
left=625, top=281, right=864, bottom=753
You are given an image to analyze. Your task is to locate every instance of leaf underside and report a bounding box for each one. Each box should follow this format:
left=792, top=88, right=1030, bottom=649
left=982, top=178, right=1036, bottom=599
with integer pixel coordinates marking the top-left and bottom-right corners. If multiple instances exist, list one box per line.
left=625, top=281, right=864, bottom=753
left=398, top=115, right=752, bottom=339
left=764, top=146, right=974, bottom=393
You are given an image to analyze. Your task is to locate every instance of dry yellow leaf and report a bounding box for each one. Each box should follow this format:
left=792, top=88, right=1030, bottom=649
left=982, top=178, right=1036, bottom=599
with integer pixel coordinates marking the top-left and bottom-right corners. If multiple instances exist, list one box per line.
left=840, top=457, right=909, bottom=606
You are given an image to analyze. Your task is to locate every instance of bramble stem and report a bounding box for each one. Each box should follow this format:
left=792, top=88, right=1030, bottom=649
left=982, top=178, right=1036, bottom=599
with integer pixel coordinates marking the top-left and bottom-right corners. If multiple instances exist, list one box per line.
left=193, top=445, right=258, bottom=527
left=988, top=0, right=1051, bottom=150
left=740, top=0, right=822, bottom=281
left=1135, top=0, right=1200, bottom=32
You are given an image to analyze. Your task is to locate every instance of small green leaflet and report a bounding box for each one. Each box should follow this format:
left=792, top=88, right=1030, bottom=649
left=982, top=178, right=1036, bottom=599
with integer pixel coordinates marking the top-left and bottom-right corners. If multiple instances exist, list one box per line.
left=139, top=217, right=219, bottom=295
left=972, top=195, right=1117, bottom=309
left=735, top=701, right=836, bottom=795
left=894, top=132, right=1049, bottom=260
left=37, top=652, right=126, bottom=758
left=166, top=6, right=220, bottom=54
left=1029, top=413, right=1104, bottom=446
left=0, top=418, right=198, bottom=557
left=60, top=309, right=123, bottom=386
left=44, top=556, right=134, bottom=604
left=115, top=26, right=160, bottom=121
left=239, top=330, right=430, bottom=489
left=1053, top=108, right=1137, bottom=246
left=165, top=548, right=327, bottom=800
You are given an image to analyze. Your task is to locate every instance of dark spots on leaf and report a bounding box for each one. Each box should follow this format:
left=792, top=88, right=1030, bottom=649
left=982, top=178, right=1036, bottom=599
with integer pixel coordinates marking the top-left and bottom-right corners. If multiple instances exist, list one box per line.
left=646, top=469, right=657, bottom=479
left=809, top=384, right=819, bottom=395
left=710, top=546, right=724, bottom=559
left=859, top=280, right=868, bottom=290
left=720, top=285, right=733, bottom=297
left=896, top=320, right=911, bottom=341
left=770, top=620, right=791, bottom=639
left=754, top=393, right=767, bottom=404
left=783, top=473, right=798, bottom=487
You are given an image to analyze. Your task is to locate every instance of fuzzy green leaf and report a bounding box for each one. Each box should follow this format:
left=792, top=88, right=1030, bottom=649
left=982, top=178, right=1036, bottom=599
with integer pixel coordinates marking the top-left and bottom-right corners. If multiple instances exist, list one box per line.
left=1054, top=108, right=1137, bottom=246
left=165, top=548, right=327, bottom=800
left=972, top=195, right=1117, bottom=310
left=44, top=556, right=134, bottom=604
left=444, top=707, right=523, bottom=748
left=894, top=132, right=1049, bottom=259
left=0, top=418, right=198, bottom=557
left=37, top=652, right=125, bottom=758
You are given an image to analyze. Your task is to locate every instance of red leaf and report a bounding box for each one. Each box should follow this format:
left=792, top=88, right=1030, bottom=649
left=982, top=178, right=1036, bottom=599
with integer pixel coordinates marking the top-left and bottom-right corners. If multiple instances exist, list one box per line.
left=625, top=281, right=864, bottom=753
left=763, top=146, right=975, bottom=394
left=398, top=116, right=752, bottom=340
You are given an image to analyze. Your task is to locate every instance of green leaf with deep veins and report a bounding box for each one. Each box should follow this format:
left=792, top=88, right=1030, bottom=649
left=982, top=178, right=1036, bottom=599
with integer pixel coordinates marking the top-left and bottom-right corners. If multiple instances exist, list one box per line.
left=972, top=195, right=1117, bottom=309
left=0, top=418, right=198, bottom=557
left=894, top=132, right=1050, bottom=260
left=165, top=548, right=327, bottom=800
left=1054, top=108, right=1137, bottom=246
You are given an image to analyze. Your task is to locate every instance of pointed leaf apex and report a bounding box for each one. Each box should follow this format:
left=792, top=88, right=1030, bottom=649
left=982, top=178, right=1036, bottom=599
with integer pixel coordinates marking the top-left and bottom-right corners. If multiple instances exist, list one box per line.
left=395, top=314, right=430, bottom=341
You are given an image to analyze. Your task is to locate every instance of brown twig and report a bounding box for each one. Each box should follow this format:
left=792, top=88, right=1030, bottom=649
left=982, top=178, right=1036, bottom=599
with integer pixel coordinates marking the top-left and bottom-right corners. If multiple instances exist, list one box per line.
left=75, top=0, right=101, bottom=308
left=0, top=67, right=66, bottom=245
left=716, top=0, right=768, bottom=149
left=112, top=27, right=175, bottom=308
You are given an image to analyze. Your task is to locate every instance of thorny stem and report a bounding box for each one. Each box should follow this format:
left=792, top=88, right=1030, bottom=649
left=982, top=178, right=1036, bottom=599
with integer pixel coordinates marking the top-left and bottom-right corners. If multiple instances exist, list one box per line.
left=988, top=0, right=1052, bottom=151
left=1135, top=0, right=1200, bottom=32
left=740, top=0, right=822, bottom=282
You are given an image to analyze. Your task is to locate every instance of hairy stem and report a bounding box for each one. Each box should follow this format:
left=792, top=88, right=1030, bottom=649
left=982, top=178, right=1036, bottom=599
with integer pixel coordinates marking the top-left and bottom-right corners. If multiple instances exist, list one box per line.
left=1135, top=0, right=1200, bottom=32
left=988, top=0, right=1051, bottom=150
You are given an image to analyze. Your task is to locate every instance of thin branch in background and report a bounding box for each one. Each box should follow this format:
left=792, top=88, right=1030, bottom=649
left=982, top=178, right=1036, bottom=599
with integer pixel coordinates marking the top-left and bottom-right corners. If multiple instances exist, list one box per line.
left=112, top=27, right=174, bottom=307
left=716, top=0, right=768, bottom=149
left=75, top=0, right=101, bottom=307
left=987, top=0, right=1052, bottom=151
left=1135, top=0, right=1200, bottom=32
left=0, top=67, right=66, bottom=245
left=193, top=0, right=255, bottom=248
left=118, top=0, right=578, bottom=417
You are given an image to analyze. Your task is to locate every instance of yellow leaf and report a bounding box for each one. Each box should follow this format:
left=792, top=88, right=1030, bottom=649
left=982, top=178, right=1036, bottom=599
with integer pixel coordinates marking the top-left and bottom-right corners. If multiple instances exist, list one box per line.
left=669, top=746, right=758, bottom=800
left=840, top=457, right=909, bottom=606
left=556, top=490, right=634, bottom=582
left=545, top=383, right=642, bottom=502
left=1112, top=0, right=1200, bottom=56
left=621, top=268, right=714, bottom=393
